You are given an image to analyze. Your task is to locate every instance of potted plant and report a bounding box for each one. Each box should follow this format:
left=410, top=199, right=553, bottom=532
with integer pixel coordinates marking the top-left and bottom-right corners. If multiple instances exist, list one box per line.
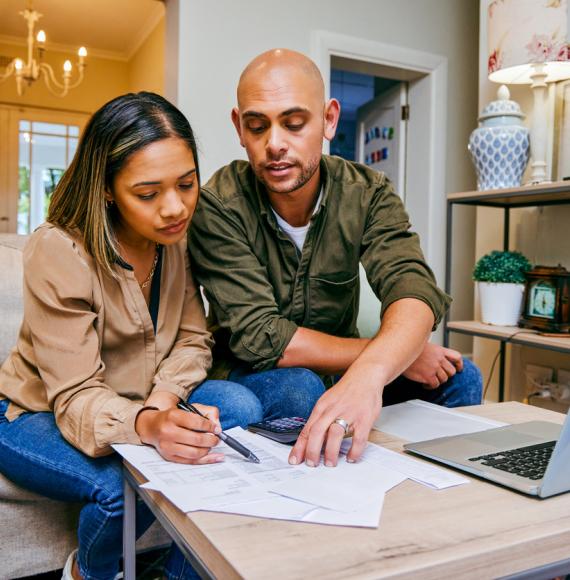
left=473, top=250, right=532, bottom=326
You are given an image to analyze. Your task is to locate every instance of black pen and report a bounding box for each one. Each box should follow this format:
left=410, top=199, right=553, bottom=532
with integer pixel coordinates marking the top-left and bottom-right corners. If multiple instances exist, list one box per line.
left=176, top=400, right=261, bottom=464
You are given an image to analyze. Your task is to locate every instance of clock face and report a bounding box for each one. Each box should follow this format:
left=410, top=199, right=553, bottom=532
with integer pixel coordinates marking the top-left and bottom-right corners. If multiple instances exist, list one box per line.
left=528, top=281, right=556, bottom=319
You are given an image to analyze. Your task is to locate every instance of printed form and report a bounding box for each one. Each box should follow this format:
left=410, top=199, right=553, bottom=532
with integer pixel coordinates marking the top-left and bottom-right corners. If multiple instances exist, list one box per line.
left=114, top=426, right=467, bottom=528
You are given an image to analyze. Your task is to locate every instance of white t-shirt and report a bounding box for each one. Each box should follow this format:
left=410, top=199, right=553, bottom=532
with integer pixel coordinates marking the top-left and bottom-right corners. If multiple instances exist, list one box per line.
left=271, top=190, right=323, bottom=252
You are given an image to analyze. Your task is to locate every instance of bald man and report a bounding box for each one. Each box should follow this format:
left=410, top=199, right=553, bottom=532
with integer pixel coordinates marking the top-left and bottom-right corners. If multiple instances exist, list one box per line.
left=189, top=49, right=482, bottom=466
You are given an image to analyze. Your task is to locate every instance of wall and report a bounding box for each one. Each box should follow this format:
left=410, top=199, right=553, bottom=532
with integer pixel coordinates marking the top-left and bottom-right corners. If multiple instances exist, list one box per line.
left=0, top=41, right=129, bottom=113
left=476, top=0, right=570, bottom=402
left=128, top=18, right=165, bottom=95
left=167, top=0, right=480, bottom=351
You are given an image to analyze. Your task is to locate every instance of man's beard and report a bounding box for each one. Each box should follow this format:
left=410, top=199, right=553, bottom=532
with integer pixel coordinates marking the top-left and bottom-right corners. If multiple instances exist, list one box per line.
left=255, top=155, right=320, bottom=194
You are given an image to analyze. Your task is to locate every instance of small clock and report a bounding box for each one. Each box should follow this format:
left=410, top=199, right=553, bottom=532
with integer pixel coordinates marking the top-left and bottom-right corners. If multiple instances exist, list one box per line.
left=519, top=265, right=570, bottom=333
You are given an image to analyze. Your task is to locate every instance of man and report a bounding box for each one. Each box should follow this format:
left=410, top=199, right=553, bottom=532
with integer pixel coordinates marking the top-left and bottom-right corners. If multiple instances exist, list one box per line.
left=189, top=48, right=482, bottom=467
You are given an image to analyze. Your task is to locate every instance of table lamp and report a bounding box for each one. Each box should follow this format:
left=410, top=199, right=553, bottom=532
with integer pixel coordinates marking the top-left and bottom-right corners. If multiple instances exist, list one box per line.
left=487, top=0, right=570, bottom=183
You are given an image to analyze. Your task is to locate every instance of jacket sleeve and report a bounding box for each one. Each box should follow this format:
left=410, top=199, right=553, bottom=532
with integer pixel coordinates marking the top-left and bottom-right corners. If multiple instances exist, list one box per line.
left=189, top=189, right=298, bottom=370
left=23, top=228, right=144, bottom=457
left=151, top=249, right=214, bottom=398
left=360, top=176, right=451, bottom=329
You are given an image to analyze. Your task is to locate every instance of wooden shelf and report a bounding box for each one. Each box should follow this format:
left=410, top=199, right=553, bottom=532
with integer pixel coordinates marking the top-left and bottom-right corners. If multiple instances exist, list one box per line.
left=447, top=180, right=570, bottom=208
left=447, top=320, right=570, bottom=354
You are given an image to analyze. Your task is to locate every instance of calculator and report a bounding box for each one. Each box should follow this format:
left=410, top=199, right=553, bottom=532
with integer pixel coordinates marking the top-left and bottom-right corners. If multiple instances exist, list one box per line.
left=247, top=417, right=307, bottom=444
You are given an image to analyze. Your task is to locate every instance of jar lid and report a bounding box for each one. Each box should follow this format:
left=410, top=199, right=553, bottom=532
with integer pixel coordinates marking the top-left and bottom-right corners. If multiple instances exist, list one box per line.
left=478, top=85, right=525, bottom=121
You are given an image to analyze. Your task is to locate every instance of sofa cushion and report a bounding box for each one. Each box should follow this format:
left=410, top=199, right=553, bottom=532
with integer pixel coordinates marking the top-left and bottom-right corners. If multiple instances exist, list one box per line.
left=0, top=234, right=27, bottom=364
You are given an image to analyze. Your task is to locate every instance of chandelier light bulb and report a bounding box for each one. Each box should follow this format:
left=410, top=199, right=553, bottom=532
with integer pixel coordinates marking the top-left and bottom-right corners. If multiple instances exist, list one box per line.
left=0, top=2, right=87, bottom=97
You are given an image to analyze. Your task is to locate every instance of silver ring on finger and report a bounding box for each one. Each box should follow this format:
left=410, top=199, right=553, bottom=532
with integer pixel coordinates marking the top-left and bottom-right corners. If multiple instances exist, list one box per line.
left=332, top=417, right=350, bottom=435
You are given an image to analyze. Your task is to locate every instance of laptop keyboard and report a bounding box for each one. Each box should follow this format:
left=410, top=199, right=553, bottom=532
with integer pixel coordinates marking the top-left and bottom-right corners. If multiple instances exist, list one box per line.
left=468, top=441, right=555, bottom=481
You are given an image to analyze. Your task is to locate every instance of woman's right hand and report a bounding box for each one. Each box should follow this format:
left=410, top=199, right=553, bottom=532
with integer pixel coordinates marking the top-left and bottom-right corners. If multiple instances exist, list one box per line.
left=134, top=404, right=224, bottom=465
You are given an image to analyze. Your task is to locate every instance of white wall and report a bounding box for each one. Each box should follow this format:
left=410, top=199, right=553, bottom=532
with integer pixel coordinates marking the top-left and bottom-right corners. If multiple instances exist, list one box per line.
left=167, top=0, right=479, bottom=349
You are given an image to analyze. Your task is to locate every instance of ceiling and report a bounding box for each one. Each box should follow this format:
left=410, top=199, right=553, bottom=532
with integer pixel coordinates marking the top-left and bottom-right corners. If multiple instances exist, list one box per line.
left=0, top=0, right=165, bottom=60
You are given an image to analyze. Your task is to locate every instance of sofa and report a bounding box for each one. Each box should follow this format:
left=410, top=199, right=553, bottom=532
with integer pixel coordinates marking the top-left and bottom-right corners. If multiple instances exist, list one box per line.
left=0, top=234, right=168, bottom=579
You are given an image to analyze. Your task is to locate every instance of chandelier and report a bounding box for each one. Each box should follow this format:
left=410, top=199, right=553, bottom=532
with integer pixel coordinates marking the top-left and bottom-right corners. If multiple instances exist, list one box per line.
left=0, top=1, right=87, bottom=97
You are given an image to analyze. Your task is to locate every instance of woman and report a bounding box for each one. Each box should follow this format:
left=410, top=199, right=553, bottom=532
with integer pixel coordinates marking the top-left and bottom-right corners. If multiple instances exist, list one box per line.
left=0, top=92, right=263, bottom=580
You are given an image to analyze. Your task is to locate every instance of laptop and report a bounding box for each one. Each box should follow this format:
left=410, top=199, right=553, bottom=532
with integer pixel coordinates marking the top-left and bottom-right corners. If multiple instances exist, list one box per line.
left=404, top=410, right=570, bottom=498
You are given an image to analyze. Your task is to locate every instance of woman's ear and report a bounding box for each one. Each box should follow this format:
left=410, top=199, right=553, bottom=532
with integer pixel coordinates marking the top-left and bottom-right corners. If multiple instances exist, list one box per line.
left=104, top=191, right=115, bottom=207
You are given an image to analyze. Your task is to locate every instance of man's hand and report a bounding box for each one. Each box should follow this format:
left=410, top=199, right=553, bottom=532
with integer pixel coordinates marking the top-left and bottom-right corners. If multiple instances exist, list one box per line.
left=402, top=343, right=463, bottom=389
left=289, top=366, right=382, bottom=467
left=135, top=403, right=224, bottom=465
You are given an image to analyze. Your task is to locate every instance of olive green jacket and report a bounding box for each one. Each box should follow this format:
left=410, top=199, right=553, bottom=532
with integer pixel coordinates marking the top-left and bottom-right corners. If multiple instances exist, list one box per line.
left=189, top=155, right=451, bottom=376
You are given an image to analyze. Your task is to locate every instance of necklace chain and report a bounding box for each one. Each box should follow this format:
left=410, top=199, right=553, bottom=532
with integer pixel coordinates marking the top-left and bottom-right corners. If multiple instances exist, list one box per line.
left=140, top=245, right=159, bottom=289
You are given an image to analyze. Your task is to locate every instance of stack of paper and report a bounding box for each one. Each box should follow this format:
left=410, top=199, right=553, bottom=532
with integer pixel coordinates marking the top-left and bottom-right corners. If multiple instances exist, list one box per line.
left=115, top=429, right=407, bottom=527
left=114, top=413, right=470, bottom=529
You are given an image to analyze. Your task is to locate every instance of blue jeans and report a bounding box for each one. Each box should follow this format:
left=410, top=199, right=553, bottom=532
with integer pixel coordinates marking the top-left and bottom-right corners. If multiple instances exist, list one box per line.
left=226, top=358, right=482, bottom=412
left=382, top=358, right=483, bottom=407
left=0, top=380, right=270, bottom=580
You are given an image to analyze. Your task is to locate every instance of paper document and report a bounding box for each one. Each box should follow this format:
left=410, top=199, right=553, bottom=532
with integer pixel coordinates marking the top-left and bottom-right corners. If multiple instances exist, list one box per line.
left=269, top=447, right=406, bottom=511
left=374, top=399, right=507, bottom=442
left=114, top=429, right=307, bottom=512
left=114, top=428, right=408, bottom=528
left=364, top=443, right=469, bottom=489
left=202, top=494, right=390, bottom=528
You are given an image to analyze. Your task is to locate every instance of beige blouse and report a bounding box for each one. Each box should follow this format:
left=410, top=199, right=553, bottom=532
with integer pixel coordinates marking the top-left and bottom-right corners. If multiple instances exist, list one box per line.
left=0, top=224, right=213, bottom=457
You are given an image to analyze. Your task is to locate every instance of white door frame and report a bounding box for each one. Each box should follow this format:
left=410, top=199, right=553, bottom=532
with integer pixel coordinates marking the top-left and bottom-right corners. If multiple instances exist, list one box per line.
left=311, top=30, right=448, bottom=291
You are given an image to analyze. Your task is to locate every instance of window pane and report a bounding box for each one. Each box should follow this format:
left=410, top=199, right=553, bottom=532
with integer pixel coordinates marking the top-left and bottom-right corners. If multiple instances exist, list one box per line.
left=17, top=132, right=31, bottom=234
left=68, top=126, right=79, bottom=137
left=32, top=122, right=67, bottom=136
left=17, top=122, right=80, bottom=233
left=19, top=120, right=31, bottom=131
left=68, top=137, right=78, bottom=163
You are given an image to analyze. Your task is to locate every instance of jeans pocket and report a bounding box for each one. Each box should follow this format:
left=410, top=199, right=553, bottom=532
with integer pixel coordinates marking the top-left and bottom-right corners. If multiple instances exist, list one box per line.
left=0, top=399, right=10, bottom=424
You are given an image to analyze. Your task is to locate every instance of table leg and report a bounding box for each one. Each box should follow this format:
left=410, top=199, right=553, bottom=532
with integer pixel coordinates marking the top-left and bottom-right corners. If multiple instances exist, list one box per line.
left=123, top=470, right=137, bottom=580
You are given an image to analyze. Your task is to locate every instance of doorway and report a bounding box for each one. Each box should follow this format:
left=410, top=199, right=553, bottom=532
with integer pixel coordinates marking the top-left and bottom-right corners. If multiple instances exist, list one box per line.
left=0, top=105, right=88, bottom=234
left=312, top=32, right=448, bottom=340
left=330, top=68, right=410, bottom=337
left=330, top=69, right=407, bottom=200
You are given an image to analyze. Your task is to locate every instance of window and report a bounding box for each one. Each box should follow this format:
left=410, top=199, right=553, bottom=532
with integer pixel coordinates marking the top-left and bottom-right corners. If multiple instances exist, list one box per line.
left=17, top=120, right=80, bottom=234
left=0, top=105, right=88, bottom=234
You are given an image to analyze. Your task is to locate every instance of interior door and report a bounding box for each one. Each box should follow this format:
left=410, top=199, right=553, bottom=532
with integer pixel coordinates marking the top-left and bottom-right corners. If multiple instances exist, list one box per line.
left=354, top=83, right=409, bottom=337
left=355, top=83, right=408, bottom=200
left=0, top=105, right=88, bottom=234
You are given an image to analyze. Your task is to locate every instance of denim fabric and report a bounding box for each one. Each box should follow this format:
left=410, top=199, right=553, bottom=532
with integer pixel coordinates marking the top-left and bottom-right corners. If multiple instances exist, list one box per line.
left=0, top=400, right=154, bottom=580
left=0, top=380, right=264, bottom=580
left=228, top=366, right=326, bottom=419
left=382, top=358, right=483, bottom=407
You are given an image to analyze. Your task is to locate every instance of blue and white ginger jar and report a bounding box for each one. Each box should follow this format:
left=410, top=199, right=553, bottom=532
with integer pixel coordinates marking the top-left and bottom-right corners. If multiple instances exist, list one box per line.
left=468, top=85, right=529, bottom=190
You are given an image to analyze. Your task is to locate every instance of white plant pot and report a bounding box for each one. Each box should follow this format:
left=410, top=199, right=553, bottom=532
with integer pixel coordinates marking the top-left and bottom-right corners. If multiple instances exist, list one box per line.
left=478, top=281, right=525, bottom=326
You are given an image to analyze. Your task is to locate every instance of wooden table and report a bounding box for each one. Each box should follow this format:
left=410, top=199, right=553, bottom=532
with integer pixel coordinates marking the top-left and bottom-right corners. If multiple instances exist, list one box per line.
left=122, top=402, right=570, bottom=579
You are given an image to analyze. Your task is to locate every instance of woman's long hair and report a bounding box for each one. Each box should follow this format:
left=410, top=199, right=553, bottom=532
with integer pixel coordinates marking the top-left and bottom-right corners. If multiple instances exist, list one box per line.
left=48, top=91, right=200, bottom=276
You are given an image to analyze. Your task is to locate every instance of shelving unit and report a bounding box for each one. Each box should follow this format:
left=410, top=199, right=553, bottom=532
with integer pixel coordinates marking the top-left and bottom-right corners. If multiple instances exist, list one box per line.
left=444, top=180, right=570, bottom=402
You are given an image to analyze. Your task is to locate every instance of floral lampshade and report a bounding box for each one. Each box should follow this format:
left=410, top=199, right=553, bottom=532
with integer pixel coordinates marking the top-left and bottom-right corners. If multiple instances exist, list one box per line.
left=488, top=0, right=570, bottom=84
